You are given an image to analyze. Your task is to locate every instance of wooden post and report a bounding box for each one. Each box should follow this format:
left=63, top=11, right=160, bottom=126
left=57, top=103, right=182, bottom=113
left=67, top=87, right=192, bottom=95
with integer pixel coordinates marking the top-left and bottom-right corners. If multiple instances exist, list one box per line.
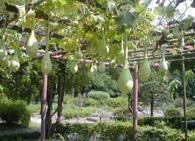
left=133, top=64, right=138, bottom=141
left=41, top=74, right=48, bottom=141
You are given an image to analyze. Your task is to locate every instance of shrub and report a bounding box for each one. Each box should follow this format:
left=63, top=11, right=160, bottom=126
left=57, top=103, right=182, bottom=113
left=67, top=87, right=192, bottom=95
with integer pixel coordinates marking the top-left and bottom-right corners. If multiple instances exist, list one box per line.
left=186, top=107, right=195, bottom=120
left=0, top=98, right=31, bottom=127
left=87, top=90, right=110, bottom=100
left=107, top=97, right=128, bottom=108
left=53, top=121, right=195, bottom=140
left=164, top=108, right=181, bottom=118
left=85, top=98, right=101, bottom=107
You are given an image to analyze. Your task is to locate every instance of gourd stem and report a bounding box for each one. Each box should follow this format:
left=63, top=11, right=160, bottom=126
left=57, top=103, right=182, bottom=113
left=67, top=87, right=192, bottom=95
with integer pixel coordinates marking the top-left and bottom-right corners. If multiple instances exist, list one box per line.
left=144, top=36, right=148, bottom=59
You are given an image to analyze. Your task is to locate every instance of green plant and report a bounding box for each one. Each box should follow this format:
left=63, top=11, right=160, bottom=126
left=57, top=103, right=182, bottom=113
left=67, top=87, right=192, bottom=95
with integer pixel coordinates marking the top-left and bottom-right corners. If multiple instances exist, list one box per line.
left=164, top=108, right=181, bottom=118
left=107, top=97, right=128, bottom=108
left=186, top=107, right=195, bottom=120
left=0, top=98, right=31, bottom=127
left=87, top=90, right=110, bottom=100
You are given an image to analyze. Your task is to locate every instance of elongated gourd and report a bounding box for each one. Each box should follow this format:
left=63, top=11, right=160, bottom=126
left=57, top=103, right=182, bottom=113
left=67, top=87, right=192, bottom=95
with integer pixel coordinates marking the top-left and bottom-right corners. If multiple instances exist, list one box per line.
left=0, top=37, right=8, bottom=67
left=118, top=59, right=133, bottom=94
left=75, top=47, right=83, bottom=59
left=98, top=61, right=105, bottom=72
left=26, top=16, right=39, bottom=58
left=41, top=25, right=52, bottom=74
left=88, top=63, right=97, bottom=79
left=71, top=62, right=78, bottom=74
left=98, top=32, right=109, bottom=57
left=116, top=35, right=125, bottom=64
left=139, top=38, right=151, bottom=82
left=159, top=45, right=168, bottom=73
left=10, top=52, right=20, bottom=73
left=118, top=32, right=133, bottom=94
left=41, top=50, right=52, bottom=74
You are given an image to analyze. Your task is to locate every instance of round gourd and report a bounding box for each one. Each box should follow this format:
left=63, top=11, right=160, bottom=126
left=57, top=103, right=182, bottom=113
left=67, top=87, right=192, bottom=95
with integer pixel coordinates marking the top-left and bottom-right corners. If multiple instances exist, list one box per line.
left=26, top=29, right=39, bottom=58
left=41, top=51, right=52, bottom=74
left=98, top=61, right=105, bottom=72
left=0, top=39, right=8, bottom=67
left=118, top=60, right=133, bottom=94
left=10, top=53, right=20, bottom=73
left=71, top=62, right=78, bottom=74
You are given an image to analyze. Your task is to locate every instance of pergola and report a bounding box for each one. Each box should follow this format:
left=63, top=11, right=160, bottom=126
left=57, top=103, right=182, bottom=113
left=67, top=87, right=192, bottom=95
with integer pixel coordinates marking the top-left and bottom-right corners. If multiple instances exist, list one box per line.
left=1, top=1, right=195, bottom=141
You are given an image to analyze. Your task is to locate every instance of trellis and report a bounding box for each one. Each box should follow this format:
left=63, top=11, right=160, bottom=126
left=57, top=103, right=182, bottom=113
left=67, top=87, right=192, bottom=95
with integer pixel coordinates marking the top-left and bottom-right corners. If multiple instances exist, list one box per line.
left=1, top=2, right=195, bottom=141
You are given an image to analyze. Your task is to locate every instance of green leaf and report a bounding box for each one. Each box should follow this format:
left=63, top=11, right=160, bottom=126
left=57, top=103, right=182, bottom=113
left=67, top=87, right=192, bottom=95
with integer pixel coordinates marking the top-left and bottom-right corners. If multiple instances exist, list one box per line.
left=185, top=70, right=194, bottom=81
left=115, top=11, right=137, bottom=29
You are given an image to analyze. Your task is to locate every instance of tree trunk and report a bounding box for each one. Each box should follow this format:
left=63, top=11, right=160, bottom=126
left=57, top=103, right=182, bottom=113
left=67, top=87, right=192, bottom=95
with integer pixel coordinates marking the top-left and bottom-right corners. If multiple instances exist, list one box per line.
left=46, top=91, right=53, bottom=137
left=150, top=95, right=154, bottom=117
left=56, top=71, right=65, bottom=126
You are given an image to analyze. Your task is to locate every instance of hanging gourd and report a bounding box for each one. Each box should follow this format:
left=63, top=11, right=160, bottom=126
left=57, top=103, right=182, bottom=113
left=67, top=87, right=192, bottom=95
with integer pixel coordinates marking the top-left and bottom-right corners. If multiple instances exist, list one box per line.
left=75, top=46, right=83, bottom=59
left=97, top=30, right=109, bottom=57
left=88, top=62, right=97, bottom=79
left=0, top=14, right=9, bottom=68
left=139, top=37, right=151, bottom=82
left=71, top=62, right=78, bottom=74
left=41, top=24, right=52, bottom=74
left=116, top=35, right=125, bottom=64
left=26, top=13, right=39, bottom=58
left=118, top=32, right=133, bottom=94
left=98, top=61, right=105, bottom=72
left=159, top=45, right=168, bottom=73
left=10, top=50, right=20, bottom=73
left=0, top=36, right=9, bottom=67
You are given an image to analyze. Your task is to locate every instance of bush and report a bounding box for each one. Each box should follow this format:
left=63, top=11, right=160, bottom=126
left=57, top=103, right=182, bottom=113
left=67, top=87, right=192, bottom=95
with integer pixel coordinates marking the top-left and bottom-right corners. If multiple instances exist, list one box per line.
left=164, top=108, right=181, bottom=118
left=53, top=121, right=195, bottom=141
left=0, top=98, right=31, bottom=127
left=87, top=90, right=110, bottom=100
left=186, top=107, right=195, bottom=120
left=107, top=97, right=128, bottom=108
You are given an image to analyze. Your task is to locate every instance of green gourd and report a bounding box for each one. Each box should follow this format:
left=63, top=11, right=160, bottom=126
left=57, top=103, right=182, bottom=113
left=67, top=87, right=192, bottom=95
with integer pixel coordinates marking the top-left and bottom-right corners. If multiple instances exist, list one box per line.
left=26, top=16, right=39, bottom=58
left=0, top=37, right=8, bottom=67
left=98, top=61, right=105, bottom=72
left=75, top=47, right=83, bottom=59
left=41, top=50, right=52, bottom=74
left=10, top=52, right=20, bottom=73
left=41, top=25, right=52, bottom=74
left=159, top=45, right=168, bottom=73
left=116, top=35, right=125, bottom=64
left=139, top=38, right=151, bottom=82
left=118, top=32, right=133, bottom=94
left=98, top=32, right=109, bottom=57
left=71, top=62, right=78, bottom=74
left=88, top=63, right=96, bottom=79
